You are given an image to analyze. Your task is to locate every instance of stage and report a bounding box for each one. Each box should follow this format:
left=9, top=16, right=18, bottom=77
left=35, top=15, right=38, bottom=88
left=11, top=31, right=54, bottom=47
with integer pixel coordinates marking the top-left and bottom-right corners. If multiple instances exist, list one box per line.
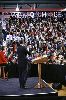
left=0, top=77, right=58, bottom=96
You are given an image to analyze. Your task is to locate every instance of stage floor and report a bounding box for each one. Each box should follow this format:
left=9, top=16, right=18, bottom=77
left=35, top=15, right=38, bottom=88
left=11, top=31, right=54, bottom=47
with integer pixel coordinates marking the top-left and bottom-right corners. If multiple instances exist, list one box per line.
left=0, top=77, right=58, bottom=96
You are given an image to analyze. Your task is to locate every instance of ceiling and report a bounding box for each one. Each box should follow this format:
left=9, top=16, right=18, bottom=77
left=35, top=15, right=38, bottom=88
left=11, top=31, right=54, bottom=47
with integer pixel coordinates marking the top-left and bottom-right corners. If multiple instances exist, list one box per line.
left=0, top=0, right=66, bottom=8
left=0, top=0, right=66, bottom=12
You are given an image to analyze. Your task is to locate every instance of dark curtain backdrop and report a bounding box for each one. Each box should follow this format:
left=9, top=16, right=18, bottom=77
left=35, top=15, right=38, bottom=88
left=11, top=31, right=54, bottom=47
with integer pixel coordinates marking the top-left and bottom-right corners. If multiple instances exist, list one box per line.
left=8, top=63, right=66, bottom=84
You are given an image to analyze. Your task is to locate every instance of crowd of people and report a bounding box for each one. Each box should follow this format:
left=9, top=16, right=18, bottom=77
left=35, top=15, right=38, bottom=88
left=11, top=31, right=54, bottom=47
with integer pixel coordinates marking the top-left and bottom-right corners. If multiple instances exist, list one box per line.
left=0, top=14, right=66, bottom=66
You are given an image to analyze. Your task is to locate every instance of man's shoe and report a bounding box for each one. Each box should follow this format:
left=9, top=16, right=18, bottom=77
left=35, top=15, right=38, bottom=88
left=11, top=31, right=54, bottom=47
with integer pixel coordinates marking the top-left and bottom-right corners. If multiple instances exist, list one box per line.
left=20, top=85, right=25, bottom=88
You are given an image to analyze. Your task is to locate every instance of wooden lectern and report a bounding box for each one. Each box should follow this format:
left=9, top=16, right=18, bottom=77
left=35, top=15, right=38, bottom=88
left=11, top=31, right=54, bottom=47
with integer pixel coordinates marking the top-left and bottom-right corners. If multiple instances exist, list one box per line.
left=32, top=56, right=48, bottom=88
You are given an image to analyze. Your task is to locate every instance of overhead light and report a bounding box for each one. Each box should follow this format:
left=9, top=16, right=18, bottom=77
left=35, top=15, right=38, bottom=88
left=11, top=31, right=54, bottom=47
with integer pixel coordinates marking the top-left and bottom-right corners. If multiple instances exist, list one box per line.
left=34, top=3, right=36, bottom=9
left=16, top=4, right=19, bottom=11
left=62, top=8, right=66, bottom=11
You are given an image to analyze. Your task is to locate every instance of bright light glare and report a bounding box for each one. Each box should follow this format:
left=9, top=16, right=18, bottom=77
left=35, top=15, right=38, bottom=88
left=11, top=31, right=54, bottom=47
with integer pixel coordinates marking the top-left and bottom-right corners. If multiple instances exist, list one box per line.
left=62, top=8, right=66, bottom=11
left=16, top=4, right=19, bottom=11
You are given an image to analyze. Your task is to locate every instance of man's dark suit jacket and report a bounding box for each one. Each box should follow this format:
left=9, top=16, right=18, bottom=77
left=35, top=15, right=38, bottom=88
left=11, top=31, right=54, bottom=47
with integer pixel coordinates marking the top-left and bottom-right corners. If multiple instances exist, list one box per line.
left=17, top=45, right=31, bottom=71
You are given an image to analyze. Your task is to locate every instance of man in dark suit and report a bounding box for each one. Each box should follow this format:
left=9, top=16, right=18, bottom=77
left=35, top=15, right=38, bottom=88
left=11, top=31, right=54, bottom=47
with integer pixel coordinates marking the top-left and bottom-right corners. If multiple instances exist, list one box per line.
left=17, top=40, right=31, bottom=88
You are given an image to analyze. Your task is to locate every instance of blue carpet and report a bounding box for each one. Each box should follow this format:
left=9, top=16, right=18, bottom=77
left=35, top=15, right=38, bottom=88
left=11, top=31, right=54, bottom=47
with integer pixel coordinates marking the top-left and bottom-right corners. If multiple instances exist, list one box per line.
left=0, top=77, right=58, bottom=96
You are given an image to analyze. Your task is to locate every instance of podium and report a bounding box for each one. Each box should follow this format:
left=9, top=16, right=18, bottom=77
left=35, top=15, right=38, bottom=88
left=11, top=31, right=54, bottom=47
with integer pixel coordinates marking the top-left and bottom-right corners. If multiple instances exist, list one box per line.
left=32, top=56, right=48, bottom=88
